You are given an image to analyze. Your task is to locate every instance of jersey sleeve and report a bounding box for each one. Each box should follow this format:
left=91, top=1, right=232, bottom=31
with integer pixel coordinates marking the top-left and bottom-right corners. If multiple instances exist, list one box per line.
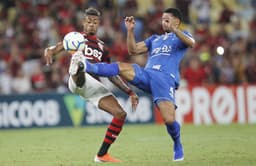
left=180, top=30, right=194, bottom=48
left=183, top=31, right=193, bottom=38
left=144, top=35, right=157, bottom=52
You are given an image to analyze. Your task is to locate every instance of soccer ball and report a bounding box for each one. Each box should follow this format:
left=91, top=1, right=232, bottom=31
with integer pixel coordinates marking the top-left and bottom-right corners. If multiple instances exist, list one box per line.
left=63, top=31, right=85, bottom=51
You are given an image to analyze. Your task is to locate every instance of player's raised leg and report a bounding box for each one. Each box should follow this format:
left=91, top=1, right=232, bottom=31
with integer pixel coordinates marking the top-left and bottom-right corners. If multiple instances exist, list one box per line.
left=69, top=51, right=87, bottom=87
left=94, top=95, right=127, bottom=163
left=85, top=61, right=119, bottom=77
left=157, top=101, right=184, bottom=161
left=85, top=61, right=136, bottom=82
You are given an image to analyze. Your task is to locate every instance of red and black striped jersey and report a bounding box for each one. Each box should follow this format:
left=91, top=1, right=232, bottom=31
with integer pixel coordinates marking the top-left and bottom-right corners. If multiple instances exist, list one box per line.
left=82, top=33, right=110, bottom=63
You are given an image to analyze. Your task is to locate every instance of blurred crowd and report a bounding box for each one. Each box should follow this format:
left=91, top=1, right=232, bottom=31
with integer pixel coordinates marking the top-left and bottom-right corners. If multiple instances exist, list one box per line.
left=0, top=0, right=256, bottom=95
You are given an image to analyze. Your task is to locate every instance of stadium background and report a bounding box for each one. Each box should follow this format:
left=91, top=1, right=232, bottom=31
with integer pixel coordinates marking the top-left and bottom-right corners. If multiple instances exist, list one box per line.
left=0, top=0, right=256, bottom=128
left=0, top=1, right=256, bottom=166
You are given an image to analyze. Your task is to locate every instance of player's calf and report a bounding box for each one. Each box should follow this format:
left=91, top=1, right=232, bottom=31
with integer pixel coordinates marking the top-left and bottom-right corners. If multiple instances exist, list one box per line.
left=74, top=62, right=86, bottom=87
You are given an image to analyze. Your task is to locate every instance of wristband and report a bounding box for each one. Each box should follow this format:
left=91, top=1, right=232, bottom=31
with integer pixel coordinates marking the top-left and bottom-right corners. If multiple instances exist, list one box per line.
left=127, top=90, right=134, bottom=96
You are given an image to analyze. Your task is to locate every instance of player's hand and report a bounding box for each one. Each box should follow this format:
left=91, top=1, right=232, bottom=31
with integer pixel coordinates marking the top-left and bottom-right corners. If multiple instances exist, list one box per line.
left=44, top=47, right=54, bottom=65
left=170, top=25, right=178, bottom=34
left=124, top=16, right=135, bottom=31
left=129, top=92, right=139, bottom=112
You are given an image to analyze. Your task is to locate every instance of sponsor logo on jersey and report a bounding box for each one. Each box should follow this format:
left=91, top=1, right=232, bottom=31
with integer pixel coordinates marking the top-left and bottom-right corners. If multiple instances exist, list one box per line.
left=152, top=45, right=172, bottom=55
left=84, top=44, right=103, bottom=61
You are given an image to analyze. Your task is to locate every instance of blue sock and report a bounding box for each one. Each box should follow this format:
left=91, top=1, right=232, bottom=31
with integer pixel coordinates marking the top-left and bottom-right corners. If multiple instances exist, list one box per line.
left=85, top=61, right=119, bottom=77
left=165, top=121, right=181, bottom=144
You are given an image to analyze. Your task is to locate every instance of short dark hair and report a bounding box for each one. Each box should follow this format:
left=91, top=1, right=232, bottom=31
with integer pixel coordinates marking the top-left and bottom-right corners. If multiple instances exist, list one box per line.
left=164, top=8, right=183, bottom=21
left=84, top=7, right=101, bottom=17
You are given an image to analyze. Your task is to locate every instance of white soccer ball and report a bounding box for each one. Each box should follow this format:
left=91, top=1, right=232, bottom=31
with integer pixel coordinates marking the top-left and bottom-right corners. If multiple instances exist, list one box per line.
left=63, top=31, right=85, bottom=51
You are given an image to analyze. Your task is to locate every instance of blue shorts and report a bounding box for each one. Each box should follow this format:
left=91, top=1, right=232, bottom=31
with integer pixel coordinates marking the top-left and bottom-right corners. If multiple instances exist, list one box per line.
left=130, top=64, right=177, bottom=105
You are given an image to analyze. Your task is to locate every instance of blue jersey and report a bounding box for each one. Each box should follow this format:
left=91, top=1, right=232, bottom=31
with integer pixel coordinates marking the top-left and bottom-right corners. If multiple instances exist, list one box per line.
left=144, top=31, right=192, bottom=86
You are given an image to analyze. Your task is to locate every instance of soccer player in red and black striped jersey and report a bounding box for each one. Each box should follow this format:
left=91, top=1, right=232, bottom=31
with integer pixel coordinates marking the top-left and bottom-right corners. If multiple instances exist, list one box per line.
left=44, top=7, right=139, bottom=163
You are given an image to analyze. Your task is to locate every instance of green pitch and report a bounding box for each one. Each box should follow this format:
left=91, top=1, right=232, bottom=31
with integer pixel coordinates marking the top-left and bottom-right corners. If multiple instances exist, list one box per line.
left=0, top=124, right=256, bottom=166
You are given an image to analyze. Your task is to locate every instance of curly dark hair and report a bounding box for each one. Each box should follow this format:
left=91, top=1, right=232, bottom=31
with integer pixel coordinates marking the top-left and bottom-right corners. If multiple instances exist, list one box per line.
left=84, top=7, right=101, bottom=17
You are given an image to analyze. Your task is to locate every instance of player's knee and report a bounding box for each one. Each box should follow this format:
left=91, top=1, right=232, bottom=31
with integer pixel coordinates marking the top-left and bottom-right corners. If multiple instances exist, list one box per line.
left=98, top=96, right=127, bottom=120
left=163, top=116, right=175, bottom=125
left=114, top=110, right=127, bottom=120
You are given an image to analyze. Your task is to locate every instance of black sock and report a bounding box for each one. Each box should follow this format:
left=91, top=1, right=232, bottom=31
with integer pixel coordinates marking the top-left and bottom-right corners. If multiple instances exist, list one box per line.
left=97, top=142, right=111, bottom=156
left=75, top=62, right=85, bottom=87
left=97, top=118, right=124, bottom=156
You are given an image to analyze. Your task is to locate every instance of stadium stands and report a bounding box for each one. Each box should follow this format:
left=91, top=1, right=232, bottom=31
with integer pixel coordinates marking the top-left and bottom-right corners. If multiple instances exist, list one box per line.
left=0, top=0, right=255, bottom=95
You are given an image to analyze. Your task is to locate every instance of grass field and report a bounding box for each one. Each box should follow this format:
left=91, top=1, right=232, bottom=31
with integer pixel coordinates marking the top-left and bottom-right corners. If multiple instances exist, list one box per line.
left=0, top=124, right=256, bottom=166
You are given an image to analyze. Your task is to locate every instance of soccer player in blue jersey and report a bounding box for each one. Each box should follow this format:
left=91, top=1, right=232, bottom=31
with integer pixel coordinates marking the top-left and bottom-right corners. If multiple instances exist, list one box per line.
left=73, top=7, right=195, bottom=161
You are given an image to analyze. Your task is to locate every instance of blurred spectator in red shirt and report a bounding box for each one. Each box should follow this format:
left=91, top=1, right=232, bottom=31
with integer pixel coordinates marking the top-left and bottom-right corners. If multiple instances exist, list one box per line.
left=182, top=56, right=207, bottom=87
left=109, top=31, right=128, bottom=62
left=145, top=0, right=165, bottom=34
left=31, top=64, right=46, bottom=92
left=59, top=18, right=75, bottom=37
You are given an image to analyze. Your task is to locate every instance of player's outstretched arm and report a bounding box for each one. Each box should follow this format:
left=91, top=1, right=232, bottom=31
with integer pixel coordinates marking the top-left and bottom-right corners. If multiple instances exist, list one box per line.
left=172, top=27, right=196, bottom=48
left=44, top=42, right=64, bottom=65
left=108, top=76, right=139, bottom=111
left=125, top=16, right=148, bottom=55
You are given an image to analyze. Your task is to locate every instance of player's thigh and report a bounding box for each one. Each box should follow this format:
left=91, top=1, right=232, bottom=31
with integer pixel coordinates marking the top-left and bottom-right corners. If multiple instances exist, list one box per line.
left=118, top=62, right=136, bottom=81
left=150, top=71, right=176, bottom=104
left=157, top=100, right=176, bottom=124
left=98, top=95, right=126, bottom=118
left=121, top=63, right=151, bottom=92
